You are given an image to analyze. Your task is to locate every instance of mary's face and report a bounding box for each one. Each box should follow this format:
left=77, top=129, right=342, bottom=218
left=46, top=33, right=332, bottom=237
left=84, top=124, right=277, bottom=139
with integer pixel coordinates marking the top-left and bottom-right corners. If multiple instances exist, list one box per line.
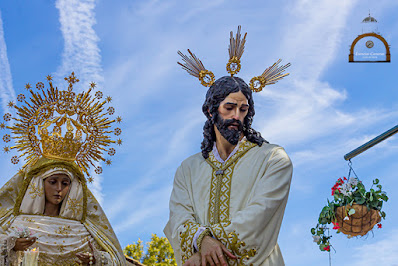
left=44, top=174, right=71, bottom=206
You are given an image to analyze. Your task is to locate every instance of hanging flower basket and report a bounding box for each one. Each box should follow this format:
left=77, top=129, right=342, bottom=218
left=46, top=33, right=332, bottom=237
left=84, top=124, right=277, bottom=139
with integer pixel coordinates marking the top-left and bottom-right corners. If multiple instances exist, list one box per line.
left=335, top=203, right=381, bottom=237
left=311, top=176, right=388, bottom=252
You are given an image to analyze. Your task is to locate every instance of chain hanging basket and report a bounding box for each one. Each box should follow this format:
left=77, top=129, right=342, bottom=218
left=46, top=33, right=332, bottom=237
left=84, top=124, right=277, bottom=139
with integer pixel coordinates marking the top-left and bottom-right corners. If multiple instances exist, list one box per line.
left=335, top=203, right=381, bottom=237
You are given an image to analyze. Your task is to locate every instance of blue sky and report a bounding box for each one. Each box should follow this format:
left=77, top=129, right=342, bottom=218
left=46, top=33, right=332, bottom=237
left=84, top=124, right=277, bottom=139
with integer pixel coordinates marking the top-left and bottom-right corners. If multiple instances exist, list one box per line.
left=1, top=0, right=398, bottom=265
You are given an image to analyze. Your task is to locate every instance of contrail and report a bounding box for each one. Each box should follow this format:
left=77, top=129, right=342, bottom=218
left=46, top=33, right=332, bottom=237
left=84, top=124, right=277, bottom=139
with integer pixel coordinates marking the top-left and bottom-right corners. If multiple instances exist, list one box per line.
left=0, top=11, right=16, bottom=114
left=55, top=0, right=103, bottom=90
left=55, top=0, right=104, bottom=203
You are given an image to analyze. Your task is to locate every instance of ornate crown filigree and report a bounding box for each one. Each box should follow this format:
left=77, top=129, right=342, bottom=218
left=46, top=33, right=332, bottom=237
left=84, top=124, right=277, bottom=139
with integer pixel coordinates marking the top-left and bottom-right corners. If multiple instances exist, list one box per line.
left=2, top=73, right=122, bottom=182
left=177, top=25, right=291, bottom=92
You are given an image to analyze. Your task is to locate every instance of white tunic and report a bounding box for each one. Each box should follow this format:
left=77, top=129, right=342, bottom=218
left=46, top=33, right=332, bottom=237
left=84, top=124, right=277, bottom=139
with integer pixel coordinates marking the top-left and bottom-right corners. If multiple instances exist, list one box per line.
left=164, top=140, right=293, bottom=265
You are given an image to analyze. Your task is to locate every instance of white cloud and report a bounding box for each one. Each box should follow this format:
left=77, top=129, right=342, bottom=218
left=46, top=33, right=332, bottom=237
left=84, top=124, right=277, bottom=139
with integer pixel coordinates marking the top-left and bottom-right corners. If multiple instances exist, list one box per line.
left=55, top=0, right=103, bottom=89
left=349, top=229, right=398, bottom=266
left=55, top=0, right=105, bottom=201
left=0, top=11, right=16, bottom=114
left=105, top=108, right=204, bottom=221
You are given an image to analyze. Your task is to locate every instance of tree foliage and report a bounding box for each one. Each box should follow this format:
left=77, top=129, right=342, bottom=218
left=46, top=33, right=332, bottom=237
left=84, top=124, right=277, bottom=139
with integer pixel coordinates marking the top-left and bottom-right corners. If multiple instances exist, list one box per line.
left=124, top=234, right=176, bottom=266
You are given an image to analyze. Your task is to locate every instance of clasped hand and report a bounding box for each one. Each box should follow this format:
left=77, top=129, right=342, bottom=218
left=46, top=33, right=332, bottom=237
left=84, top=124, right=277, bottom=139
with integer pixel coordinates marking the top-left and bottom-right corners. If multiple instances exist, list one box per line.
left=183, top=236, right=237, bottom=266
left=13, top=237, right=37, bottom=251
left=76, top=241, right=97, bottom=265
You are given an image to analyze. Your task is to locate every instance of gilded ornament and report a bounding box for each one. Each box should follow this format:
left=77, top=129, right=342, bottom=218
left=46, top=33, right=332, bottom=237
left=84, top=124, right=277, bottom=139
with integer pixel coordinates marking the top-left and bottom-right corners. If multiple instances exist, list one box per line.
left=177, top=25, right=290, bottom=91
left=25, top=83, right=32, bottom=90
left=3, top=146, right=10, bottom=153
left=2, top=73, right=122, bottom=182
left=107, top=107, right=115, bottom=115
left=105, top=159, right=112, bottom=166
left=36, top=82, right=44, bottom=90
left=64, top=72, right=79, bottom=91
left=0, top=123, right=5, bottom=129
left=94, top=166, right=103, bottom=175
left=249, top=76, right=266, bottom=92
left=116, top=116, right=122, bottom=123
left=226, top=56, right=241, bottom=76
left=7, top=101, right=14, bottom=108
left=95, top=91, right=103, bottom=99
left=106, top=96, right=112, bottom=103
left=17, top=94, right=26, bottom=102
left=199, top=70, right=215, bottom=87
left=3, top=134, right=10, bottom=143
left=11, top=156, right=19, bottom=164
left=116, top=139, right=122, bottom=145
left=3, top=113, right=11, bottom=121
left=177, top=49, right=215, bottom=88
left=114, top=128, right=121, bottom=136
left=108, top=148, right=115, bottom=156
left=249, top=59, right=291, bottom=93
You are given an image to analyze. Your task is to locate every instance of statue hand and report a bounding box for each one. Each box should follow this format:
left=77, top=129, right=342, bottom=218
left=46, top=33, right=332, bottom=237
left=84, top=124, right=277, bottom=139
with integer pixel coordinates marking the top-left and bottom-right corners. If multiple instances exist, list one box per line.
left=183, top=252, right=201, bottom=266
left=200, top=236, right=236, bottom=266
left=76, top=241, right=96, bottom=265
left=13, top=237, right=36, bottom=251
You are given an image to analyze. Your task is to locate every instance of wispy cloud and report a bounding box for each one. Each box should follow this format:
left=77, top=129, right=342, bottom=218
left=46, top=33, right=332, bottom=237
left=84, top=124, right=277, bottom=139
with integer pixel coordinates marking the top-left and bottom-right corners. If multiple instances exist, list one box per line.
left=55, top=0, right=104, bottom=202
left=0, top=11, right=16, bottom=114
left=55, top=0, right=103, bottom=89
left=256, top=0, right=359, bottom=145
left=349, top=229, right=398, bottom=265
left=106, top=108, right=204, bottom=221
left=0, top=11, right=17, bottom=185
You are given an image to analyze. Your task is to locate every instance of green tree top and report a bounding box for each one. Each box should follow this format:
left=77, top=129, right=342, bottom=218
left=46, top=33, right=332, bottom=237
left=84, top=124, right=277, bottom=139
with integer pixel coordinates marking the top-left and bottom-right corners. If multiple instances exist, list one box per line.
left=124, top=234, right=176, bottom=266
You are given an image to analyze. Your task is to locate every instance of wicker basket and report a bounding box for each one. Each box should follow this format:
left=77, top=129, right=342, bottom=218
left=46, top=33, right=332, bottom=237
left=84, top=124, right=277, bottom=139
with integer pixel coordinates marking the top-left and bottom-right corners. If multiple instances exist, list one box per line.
left=335, top=203, right=381, bottom=237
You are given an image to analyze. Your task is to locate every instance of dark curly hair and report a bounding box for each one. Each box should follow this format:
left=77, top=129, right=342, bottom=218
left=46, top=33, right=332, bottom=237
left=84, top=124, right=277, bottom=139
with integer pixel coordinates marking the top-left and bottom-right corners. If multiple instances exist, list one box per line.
left=201, top=76, right=267, bottom=159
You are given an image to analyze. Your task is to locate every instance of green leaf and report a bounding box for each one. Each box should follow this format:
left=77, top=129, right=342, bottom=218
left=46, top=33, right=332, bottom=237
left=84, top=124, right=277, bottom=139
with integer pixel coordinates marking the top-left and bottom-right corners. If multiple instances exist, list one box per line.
left=381, top=194, right=389, bottom=201
left=355, top=197, right=365, bottom=205
left=348, top=208, right=356, bottom=216
left=373, top=178, right=379, bottom=185
left=311, top=228, right=316, bottom=235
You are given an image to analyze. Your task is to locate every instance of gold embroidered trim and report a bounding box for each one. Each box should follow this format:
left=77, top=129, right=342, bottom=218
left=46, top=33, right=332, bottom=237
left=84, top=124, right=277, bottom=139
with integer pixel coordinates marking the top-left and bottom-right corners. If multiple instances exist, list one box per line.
left=179, top=221, right=200, bottom=263
left=197, top=228, right=211, bottom=252
left=67, top=197, right=83, bottom=218
left=208, top=162, right=236, bottom=224
left=206, top=140, right=256, bottom=224
left=28, top=182, right=44, bottom=199
left=210, top=222, right=257, bottom=266
left=55, top=225, right=72, bottom=235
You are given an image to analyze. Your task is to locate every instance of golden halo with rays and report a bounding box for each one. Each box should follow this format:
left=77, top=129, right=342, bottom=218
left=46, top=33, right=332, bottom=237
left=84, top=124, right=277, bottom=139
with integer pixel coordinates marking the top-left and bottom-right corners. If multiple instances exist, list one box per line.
left=177, top=25, right=291, bottom=92
left=2, top=72, right=122, bottom=181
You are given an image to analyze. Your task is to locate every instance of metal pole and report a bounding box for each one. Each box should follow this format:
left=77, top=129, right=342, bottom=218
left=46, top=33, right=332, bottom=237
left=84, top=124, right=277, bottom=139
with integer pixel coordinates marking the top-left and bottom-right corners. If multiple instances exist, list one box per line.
left=344, top=124, right=398, bottom=161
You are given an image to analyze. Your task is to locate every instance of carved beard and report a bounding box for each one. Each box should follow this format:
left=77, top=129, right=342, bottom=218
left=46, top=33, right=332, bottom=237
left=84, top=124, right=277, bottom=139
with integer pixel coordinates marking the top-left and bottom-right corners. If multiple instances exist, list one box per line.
left=214, top=114, right=243, bottom=145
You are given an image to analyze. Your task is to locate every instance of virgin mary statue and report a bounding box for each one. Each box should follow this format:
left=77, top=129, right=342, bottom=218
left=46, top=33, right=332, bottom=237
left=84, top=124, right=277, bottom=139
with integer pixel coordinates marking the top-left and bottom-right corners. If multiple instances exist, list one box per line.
left=0, top=73, right=127, bottom=265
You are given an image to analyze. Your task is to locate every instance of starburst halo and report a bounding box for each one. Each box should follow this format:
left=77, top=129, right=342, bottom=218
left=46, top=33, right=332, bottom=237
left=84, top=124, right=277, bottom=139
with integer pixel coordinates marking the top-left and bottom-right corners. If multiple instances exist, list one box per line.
left=177, top=25, right=291, bottom=92
left=2, top=72, right=123, bottom=182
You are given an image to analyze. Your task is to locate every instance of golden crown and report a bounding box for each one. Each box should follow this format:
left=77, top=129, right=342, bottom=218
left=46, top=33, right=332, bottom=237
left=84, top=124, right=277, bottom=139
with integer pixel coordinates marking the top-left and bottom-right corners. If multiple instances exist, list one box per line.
left=2, top=73, right=122, bottom=182
left=177, top=25, right=291, bottom=92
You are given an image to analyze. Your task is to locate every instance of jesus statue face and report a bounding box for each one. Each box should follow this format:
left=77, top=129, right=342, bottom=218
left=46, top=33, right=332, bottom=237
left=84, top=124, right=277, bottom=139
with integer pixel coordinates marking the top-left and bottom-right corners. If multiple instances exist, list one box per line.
left=214, top=90, right=249, bottom=145
left=44, top=174, right=71, bottom=207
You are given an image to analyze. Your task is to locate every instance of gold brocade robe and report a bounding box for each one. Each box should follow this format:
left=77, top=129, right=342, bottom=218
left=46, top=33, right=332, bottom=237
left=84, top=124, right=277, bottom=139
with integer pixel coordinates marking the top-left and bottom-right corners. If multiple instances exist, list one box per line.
left=0, top=158, right=127, bottom=266
left=164, top=140, right=293, bottom=266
